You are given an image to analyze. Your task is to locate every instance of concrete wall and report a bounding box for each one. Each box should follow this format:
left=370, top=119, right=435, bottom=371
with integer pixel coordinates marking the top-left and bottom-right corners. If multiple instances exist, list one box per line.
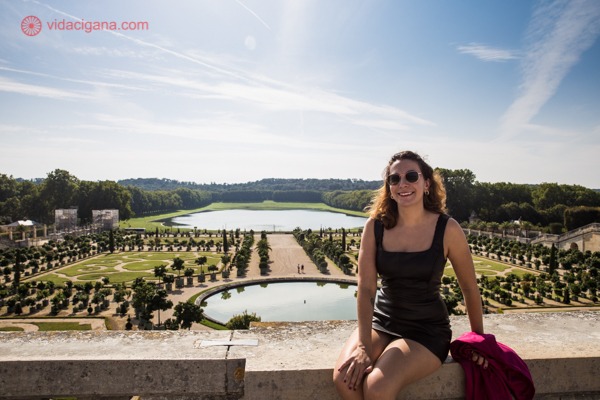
left=0, top=312, right=599, bottom=399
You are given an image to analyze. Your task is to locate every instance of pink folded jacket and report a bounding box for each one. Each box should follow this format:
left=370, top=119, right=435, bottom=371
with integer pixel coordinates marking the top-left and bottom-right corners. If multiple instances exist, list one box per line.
left=450, top=331, right=535, bottom=400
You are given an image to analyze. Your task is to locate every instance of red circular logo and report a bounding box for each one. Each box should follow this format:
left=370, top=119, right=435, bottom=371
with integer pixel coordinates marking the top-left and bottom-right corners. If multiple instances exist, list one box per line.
left=21, top=16, right=42, bottom=36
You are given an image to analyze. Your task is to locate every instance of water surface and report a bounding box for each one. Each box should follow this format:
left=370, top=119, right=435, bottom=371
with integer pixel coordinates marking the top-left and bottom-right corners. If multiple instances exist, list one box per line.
left=164, top=209, right=367, bottom=231
left=202, top=281, right=357, bottom=323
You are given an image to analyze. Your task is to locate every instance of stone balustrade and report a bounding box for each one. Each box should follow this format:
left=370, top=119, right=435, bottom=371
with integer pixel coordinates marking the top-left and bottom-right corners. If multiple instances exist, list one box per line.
left=0, top=311, right=599, bottom=399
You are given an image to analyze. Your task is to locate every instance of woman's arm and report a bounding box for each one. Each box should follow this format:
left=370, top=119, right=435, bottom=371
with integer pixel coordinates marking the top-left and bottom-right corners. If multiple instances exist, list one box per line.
left=445, top=218, right=484, bottom=334
left=338, top=218, right=379, bottom=387
left=356, top=218, right=379, bottom=356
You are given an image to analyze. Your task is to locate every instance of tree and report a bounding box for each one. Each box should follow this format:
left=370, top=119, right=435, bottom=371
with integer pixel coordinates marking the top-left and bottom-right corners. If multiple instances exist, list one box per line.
left=173, top=301, right=203, bottom=330
left=226, top=310, right=261, bottom=330
left=222, top=229, right=229, bottom=253
left=195, top=256, right=207, bottom=270
left=154, top=265, right=167, bottom=285
left=14, top=302, right=23, bottom=316
left=549, top=244, right=558, bottom=274
left=436, top=168, right=476, bottom=222
left=221, top=254, right=231, bottom=269
left=171, top=257, right=185, bottom=277
left=149, top=289, right=173, bottom=326
left=109, top=230, right=115, bottom=254
left=131, top=278, right=157, bottom=324
left=12, top=249, right=22, bottom=294
left=39, top=169, right=79, bottom=223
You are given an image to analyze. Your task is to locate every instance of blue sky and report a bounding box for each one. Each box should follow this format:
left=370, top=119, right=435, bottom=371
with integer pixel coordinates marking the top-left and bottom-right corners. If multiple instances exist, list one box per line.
left=1, top=0, right=599, bottom=188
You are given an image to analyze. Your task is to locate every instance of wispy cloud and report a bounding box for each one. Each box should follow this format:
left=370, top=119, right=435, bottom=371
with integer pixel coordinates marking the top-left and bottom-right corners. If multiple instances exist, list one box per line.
left=90, top=112, right=369, bottom=153
left=500, top=0, right=600, bottom=139
left=0, top=66, right=146, bottom=92
left=457, top=43, right=519, bottom=62
left=25, top=1, right=433, bottom=133
left=101, top=67, right=436, bottom=128
left=39, top=136, right=101, bottom=145
left=0, top=76, right=90, bottom=100
left=235, top=0, right=272, bottom=31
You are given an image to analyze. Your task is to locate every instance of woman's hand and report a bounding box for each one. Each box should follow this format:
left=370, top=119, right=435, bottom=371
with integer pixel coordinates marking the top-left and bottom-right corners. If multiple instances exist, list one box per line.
left=472, top=350, right=488, bottom=369
left=338, top=345, right=374, bottom=391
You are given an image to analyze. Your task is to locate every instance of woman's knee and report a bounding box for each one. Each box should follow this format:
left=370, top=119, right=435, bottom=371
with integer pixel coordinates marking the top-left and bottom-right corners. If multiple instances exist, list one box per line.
left=363, top=370, right=403, bottom=400
left=333, top=368, right=349, bottom=395
left=333, top=368, right=364, bottom=399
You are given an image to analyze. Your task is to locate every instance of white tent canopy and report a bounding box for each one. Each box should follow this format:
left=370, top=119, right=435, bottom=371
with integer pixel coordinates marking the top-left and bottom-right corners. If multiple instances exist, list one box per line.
left=6, top=220, right=40, bottom=227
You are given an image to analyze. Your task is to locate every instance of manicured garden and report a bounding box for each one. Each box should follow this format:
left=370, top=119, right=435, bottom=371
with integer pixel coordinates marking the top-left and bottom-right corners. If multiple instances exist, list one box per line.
left=38, top=251, right=222, bottom=286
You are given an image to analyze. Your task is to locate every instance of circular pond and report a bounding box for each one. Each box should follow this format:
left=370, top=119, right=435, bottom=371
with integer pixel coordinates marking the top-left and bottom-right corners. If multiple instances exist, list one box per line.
left=201, top=280, right=357, bottom=324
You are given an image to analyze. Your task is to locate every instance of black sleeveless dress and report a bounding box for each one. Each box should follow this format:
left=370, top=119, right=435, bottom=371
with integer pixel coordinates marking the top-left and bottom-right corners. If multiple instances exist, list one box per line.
left=372, top=213, right=452, bottom=363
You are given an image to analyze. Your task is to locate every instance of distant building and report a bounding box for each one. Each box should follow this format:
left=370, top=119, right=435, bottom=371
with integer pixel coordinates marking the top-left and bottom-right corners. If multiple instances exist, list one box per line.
left=55, top=208, right=78, bottom=230
left=92, top=209, right=119, bottom=231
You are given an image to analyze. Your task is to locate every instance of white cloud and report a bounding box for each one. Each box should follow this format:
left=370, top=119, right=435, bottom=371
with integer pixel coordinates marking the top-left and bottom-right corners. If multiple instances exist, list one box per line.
left=39, top=136, right=101, bottom=145
left=0, top=76, right=90, bottom=100
left=500, top=0, right=600, bottom=139
left=235, top=0, right=272, bottom=31
left=457, top=43, right=519, bottom=62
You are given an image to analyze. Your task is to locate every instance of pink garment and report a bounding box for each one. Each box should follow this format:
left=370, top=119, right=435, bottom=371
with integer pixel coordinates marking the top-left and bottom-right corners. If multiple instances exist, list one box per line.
left=450, top=331, right=535, bottom=400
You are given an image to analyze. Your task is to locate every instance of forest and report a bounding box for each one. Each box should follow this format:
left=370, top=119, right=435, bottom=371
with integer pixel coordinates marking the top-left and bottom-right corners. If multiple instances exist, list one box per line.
left=1, top=169, right=599, bottom=231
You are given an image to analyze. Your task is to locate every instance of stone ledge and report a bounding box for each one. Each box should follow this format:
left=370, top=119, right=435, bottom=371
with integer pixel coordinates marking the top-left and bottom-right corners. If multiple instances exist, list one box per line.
left=233, top=311, right=600, bottom=399
left=0, top=311, right=598, bottom=399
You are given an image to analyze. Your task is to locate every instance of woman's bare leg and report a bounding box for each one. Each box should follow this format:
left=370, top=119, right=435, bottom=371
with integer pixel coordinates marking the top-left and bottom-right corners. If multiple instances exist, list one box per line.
left=333, top=328, right=393, bottom=399
left=362, top=338, right=442, bottom=400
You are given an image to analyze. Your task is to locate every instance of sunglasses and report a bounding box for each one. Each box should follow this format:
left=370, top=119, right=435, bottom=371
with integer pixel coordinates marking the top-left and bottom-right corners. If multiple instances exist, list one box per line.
left=387, top=170, right=422, bottom=185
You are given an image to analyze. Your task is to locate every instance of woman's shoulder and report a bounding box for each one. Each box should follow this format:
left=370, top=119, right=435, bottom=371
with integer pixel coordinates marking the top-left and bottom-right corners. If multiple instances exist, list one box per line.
left=443, top=215, right=461, bottom=230
left=363, top=217, right=379, bottom=231
left=443, top=215, right=468, bottom=243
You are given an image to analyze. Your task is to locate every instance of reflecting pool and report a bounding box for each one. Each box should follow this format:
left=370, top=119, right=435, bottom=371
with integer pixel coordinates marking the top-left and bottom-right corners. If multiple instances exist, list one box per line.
left=202, top=281, right=357, bottom=324
left=163, top=209, right=367, bottom=231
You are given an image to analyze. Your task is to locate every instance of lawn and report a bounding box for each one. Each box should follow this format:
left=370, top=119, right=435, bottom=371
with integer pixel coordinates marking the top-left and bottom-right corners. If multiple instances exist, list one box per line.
left=0, top=326, right=24, bottom=331
left=444, top=256, right=536, bottom=279
left=28, top=251, right=222, bottom=286
left=33, top=322, right=92, bottom=331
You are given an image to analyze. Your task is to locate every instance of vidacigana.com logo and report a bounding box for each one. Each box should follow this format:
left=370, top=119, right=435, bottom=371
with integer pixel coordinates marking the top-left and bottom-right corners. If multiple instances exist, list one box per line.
left=21, top=15, right=42, bottom=36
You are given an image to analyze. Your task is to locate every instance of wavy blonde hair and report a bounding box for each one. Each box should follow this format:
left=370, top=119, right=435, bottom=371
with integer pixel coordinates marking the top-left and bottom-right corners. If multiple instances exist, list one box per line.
left=367, top=150, right=447, bottom=229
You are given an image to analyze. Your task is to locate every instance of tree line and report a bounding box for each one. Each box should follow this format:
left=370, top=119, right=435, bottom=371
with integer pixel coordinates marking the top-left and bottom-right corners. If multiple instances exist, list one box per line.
left=437, top=169, right=600, bottom=230
left=1, top=168, right=599, bottom=230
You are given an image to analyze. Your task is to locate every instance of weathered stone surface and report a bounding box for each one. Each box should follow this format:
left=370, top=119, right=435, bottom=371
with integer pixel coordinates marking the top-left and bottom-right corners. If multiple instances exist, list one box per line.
left=0, top=311, right=598, bottom=399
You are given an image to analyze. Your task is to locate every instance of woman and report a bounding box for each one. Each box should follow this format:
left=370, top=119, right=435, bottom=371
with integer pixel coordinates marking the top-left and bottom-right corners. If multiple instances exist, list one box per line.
left=333, top=150, right=486, bottom=399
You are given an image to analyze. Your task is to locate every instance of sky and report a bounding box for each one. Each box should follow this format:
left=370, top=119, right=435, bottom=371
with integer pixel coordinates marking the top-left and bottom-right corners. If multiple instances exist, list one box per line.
left=1, top=0, right=599, bottom=188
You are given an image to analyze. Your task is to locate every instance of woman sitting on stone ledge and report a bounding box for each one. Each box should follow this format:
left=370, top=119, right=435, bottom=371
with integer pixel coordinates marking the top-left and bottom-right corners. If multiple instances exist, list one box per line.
left=333, top=150, right=487, bottom=399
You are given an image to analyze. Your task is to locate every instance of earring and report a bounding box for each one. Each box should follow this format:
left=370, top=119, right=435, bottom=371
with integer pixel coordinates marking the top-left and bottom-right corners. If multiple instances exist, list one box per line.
left=425, top=189, right=430, bottom=196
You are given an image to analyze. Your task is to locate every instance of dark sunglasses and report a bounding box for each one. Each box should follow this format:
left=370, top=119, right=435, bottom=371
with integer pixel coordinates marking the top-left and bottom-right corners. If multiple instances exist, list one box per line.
left=387, top=170, right=422, bottom=185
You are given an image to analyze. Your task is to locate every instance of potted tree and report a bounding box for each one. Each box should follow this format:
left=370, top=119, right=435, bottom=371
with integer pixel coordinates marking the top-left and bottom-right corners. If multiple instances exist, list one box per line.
left=184, top=268, right=195, bottom=286
left=164, top=274, right=175, bottom=291
left=207, top=265, right=218, bottom=281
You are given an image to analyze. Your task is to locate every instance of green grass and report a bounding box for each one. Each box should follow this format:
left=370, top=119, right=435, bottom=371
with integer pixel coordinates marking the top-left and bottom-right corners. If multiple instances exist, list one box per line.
left=444, top=256, right=534, bottom=279
left=120, top=201, right=367, bottom=231
left=34, top=274, right=71, bottom=286
left=201, top=319, right=228, bottom=330
left=0, top=326, right=24, bottom=331
left=60, top=265, right=118, bottom=277
left=101, top=272, right=155, bottom=283
left=33, top=322, right=92, bottom=331
left=122, top=260, right=167, bottom=271
left=26, top=250, right=224, bottom=286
